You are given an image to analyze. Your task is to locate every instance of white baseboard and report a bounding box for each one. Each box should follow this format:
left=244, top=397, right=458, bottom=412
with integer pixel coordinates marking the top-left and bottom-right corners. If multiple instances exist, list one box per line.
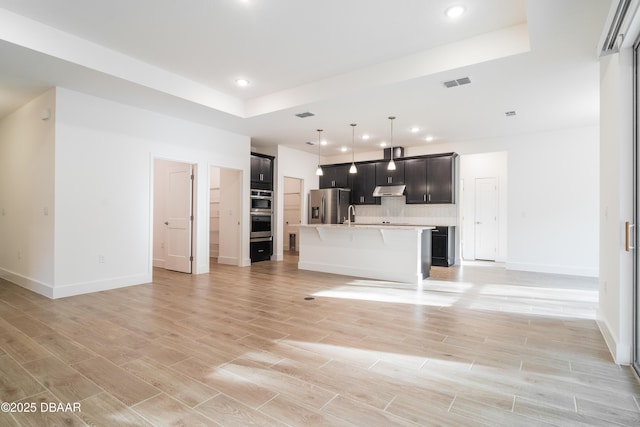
left=51, top=273, right=152, bottom=298
left=596, top=309, right=631, bottom=365
left=0, top=268, right=54, bottom=298
left=217, top=256, right=239, bottom=266
left=0, top=267, right=151, bottom=299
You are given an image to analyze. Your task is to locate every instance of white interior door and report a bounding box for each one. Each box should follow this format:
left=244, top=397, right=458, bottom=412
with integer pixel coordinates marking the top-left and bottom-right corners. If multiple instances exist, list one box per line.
left=165, top=163, right=193, bottom=273
left=475, top=177, right=498, bottom=261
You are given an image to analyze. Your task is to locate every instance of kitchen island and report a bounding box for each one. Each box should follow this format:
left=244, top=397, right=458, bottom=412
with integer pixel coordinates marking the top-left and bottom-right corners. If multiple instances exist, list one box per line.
left=297, top=224, right=434, bottom=284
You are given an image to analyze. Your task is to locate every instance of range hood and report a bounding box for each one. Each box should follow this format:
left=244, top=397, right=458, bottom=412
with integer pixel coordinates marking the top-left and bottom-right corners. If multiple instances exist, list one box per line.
left=373, top=184, right=406, bottom=197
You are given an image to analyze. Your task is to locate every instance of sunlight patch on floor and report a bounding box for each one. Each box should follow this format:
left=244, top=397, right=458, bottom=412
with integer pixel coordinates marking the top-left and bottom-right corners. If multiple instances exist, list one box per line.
left=313, top=286, right=460, bottom=307
left=282, top=339, right=430, bottom=367
left=479, top=284, right=597, bottom=303
left=312, top=278, right=597, bottom=320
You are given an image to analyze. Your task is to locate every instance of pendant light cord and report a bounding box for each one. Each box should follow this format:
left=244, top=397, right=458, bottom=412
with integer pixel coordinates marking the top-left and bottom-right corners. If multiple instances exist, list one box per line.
left=316, top=129, right=323, bottom=176
left=350, top=123, right=357, bottom=174
left=388, top=116, right=396, bottom=170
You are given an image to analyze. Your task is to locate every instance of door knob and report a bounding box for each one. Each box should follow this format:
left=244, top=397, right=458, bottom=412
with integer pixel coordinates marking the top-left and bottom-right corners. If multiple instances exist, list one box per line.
left=164, top=221, right=169, bottom=225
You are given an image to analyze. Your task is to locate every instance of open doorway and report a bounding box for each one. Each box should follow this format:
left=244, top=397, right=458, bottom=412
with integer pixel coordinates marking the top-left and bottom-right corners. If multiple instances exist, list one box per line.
left=460, top=152, right=507, bottom=263
left=210, top=166, right=242, bottom=267
left=153, top=159, right=195, bottom=273
left=283, top=177, right=303, bottom=256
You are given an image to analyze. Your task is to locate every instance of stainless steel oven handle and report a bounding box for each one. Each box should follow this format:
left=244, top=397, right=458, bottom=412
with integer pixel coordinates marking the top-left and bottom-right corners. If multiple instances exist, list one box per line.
left=250, top=236, right=273, bottom=242
left=250, top=211, right=272, bottom=217
left=250, top=190, right=273, bottom=198
left=321, top=195, right=325, bottom=224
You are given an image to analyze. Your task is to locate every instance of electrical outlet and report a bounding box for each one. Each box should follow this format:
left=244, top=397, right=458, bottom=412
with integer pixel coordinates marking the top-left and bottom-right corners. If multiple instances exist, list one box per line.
left=43, top=207, right=49, bottom=216
left=98, top=255, right=105, bottom=264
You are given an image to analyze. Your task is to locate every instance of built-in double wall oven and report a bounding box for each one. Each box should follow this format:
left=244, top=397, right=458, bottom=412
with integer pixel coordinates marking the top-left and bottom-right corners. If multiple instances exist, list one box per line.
left=250, top=189, right=273, bottom=261
left=250, top=189, right=273, bottom=213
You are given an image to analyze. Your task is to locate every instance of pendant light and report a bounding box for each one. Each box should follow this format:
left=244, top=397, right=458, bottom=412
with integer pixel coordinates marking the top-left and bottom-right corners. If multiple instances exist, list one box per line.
left=349, top=123, right=358, bottom=174
left=387, top=116, right=396, bottom=171
left=315, top=129, right=324, bottom=176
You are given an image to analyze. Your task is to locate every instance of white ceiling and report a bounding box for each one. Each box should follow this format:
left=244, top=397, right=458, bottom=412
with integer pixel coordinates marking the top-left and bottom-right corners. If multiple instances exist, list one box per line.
left=0, top=0, right=612, bottom=155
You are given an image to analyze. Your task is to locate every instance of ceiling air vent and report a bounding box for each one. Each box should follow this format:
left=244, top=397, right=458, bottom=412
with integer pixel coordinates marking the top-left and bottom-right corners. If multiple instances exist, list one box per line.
left=443, top=77, right=471, bottom=88
left=505, top=110, right=517, bottom=117
left=305, top=141, right=315, bottom=145
left=295, top=111, right=315, bottom=118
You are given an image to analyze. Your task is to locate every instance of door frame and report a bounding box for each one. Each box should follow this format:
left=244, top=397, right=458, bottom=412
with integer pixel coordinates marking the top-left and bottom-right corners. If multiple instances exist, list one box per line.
left=633, top=32, right=640, bottom=377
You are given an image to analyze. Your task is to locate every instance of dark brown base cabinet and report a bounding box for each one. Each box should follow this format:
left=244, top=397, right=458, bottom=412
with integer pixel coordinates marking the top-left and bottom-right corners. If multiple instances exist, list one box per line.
left=250, top=240, right=272, bottom=262
left=432, top=226, right=455, bottom=267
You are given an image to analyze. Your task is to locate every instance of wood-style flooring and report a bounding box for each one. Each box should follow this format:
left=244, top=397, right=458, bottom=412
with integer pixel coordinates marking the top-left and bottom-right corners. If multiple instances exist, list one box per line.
left=1, top=255, right=639, bottom=426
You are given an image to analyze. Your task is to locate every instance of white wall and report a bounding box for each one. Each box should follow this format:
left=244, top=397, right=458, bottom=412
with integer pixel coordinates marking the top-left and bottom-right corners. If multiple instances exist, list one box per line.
left=0, top=89, right=56, bottom=296
left=598, top=50, right=634, bottom=364
left=273, top=145, right=320, bottom=261
left=43, top=87, right=251, bottom=297
left=323, top=125, right=600, bottom=277
left=506, top=129, right=599, bottom=276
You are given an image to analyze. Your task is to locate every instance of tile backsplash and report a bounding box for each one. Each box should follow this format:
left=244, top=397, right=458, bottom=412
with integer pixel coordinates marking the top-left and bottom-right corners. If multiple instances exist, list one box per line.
left=353, top=197, right=458, bottom=226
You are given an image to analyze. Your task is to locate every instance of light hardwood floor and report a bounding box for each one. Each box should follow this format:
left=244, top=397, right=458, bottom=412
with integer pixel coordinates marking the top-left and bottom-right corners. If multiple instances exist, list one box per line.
left=1, top=256, right=639, bottom=426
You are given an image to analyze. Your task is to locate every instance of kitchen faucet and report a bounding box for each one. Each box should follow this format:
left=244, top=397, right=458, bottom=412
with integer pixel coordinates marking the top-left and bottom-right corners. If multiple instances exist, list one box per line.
left=347, top=204, right=356, bottom=226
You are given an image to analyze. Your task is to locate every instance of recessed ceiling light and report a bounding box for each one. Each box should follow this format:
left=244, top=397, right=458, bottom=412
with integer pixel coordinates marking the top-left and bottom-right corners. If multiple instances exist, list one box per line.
left=445, top=5, right=465, bottom=18
left=340, top=147, right=348, bottom=152
left=410, top=127, right=420, bottom=133
left=425, top=136, right=434, bottom=142
left=321, top=140, right=328, bottom=146
left=362, top=134, right=370, bottom=140
left=380, top=142, right=387, bottom=148
left=235, top=78, right=250, bottom=87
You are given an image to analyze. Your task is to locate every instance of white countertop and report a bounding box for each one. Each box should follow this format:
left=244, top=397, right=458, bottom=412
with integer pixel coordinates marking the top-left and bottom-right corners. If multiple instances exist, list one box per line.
left=297, top=223, right=435, bottom=230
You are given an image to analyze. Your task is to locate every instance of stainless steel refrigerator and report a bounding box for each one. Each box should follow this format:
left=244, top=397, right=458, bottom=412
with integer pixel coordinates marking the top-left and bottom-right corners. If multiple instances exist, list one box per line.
left=308, top=188, right=351, bottom=224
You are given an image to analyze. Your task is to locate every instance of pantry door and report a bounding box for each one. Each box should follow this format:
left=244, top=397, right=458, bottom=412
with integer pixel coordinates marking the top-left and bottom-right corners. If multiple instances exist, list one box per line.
left=165, top=162, right=194, bottom=273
